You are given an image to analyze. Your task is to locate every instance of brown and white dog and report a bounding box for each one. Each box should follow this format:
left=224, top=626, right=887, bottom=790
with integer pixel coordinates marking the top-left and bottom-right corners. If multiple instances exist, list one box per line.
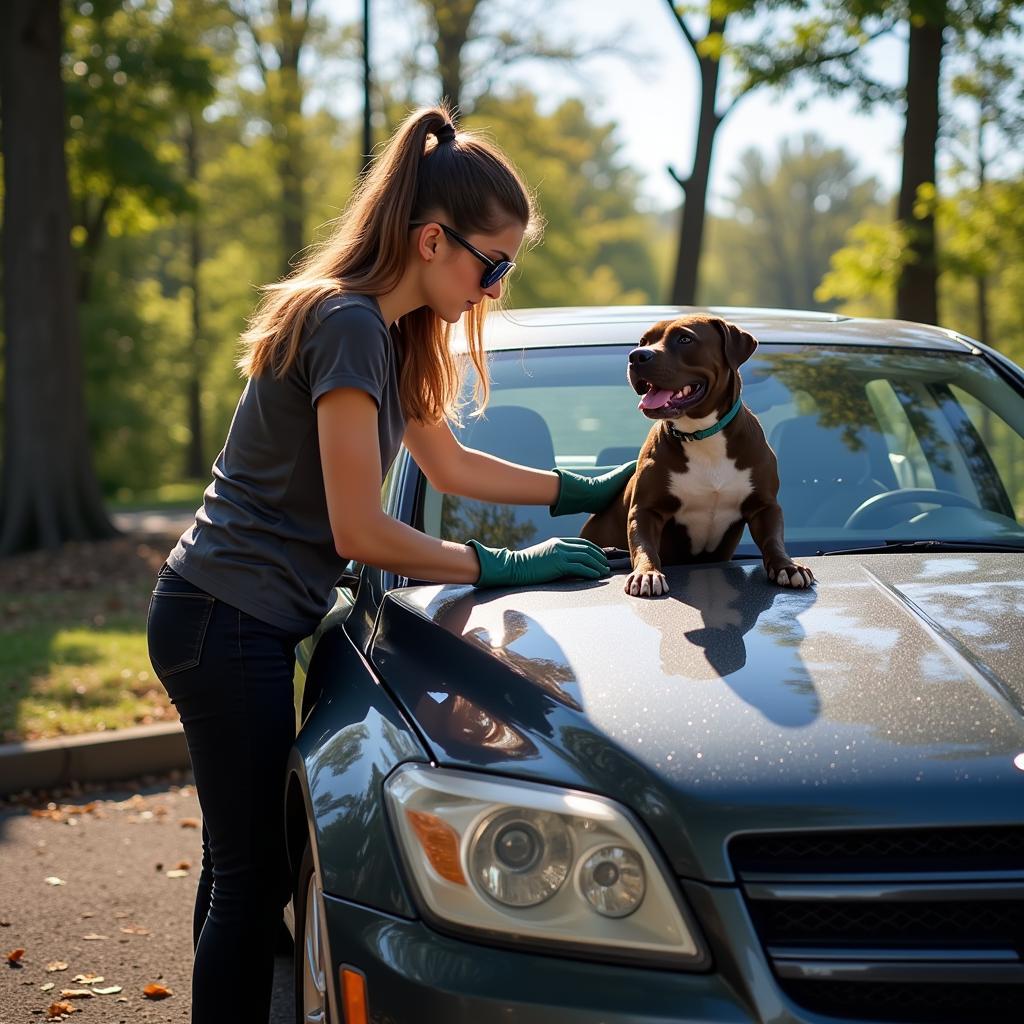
left=581, top=314, right=815, bottom=598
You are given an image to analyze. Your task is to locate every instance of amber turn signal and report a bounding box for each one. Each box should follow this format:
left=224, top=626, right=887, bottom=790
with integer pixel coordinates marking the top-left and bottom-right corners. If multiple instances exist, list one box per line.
left=406, top=808, right=467, bottom=885
left=340, top=965, right=368, bottom=1024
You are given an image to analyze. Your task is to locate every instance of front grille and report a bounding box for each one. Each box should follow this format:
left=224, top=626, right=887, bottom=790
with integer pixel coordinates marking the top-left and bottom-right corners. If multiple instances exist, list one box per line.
left=731, top=825, right=1024, bottom=875
left=758, top=899, right=1023, bottom=944
left=782, top=980, right=1022, bottom=1022
left=730, top=827, right=1024, bottom=1023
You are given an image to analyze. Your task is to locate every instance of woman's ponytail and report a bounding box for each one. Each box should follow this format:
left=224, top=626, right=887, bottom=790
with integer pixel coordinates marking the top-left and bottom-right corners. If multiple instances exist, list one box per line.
left=238, top=102, right=539, bottom=424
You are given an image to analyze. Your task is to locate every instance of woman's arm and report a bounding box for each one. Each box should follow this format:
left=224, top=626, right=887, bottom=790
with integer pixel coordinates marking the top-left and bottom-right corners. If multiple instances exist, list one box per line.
left=318, top=388, right=481, bottom=582
left=403, top=417, right=560, bottom=505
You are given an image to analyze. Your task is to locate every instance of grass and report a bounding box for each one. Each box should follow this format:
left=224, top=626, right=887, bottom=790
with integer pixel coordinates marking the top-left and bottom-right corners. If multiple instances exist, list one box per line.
left=107, top=480, right=207, bottom=512
left=0, top=534, right=177, bottom=743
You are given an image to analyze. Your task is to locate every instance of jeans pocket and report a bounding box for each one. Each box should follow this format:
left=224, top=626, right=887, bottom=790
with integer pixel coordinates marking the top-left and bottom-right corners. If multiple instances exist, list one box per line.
left=147, top=590, right=215, bottom=679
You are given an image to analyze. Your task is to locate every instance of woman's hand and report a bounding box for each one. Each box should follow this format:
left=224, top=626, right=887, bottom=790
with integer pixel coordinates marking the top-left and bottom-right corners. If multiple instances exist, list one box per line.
left=468, top=537, right=610, bottom=587
left=549, top=462, right=636, bottom=517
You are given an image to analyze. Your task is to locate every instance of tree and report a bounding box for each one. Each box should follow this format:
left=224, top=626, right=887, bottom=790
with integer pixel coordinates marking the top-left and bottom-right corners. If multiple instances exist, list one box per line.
left=663, top=1, right=734, bottom=306
left=742, top=0, right=1023, bottom=325
left=662, top=1, right=885, bottom=306
left=231, top=0, right=328, bottom=272
left=701, top=134, right=884, bottom=309
left=0, top=0, right=115, bottom=553
left=896, top=4, right=944, bottom=324
left=468, top=91, right=659, bottom=307
left=407, top=0, right=613, bottom=116
left=947, top=46, right=1024, bottom=348
left=63, top=0, right=214, bottom=304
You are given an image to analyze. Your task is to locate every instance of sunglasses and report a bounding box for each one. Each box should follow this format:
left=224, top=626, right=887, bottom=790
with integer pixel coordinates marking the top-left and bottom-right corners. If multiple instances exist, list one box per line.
left=410, top=222, right=516, bottom=289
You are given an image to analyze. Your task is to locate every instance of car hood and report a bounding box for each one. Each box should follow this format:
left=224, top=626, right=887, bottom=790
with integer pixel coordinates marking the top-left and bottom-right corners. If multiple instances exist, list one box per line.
left=369, top=552, right=1024, bottom=881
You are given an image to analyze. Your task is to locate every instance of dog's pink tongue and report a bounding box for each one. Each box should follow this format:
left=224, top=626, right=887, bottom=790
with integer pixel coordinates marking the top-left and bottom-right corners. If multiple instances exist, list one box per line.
left=639, top=387, right=675, bottom=411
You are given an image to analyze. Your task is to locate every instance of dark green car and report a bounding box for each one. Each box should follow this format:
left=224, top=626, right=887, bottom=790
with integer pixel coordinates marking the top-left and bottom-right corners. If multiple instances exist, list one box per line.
left=282, top=307, right=1024, bottom=1024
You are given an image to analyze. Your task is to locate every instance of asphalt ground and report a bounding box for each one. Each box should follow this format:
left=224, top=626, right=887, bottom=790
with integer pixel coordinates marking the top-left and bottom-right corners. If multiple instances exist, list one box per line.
left=0, top=772, right=294, bottom=1023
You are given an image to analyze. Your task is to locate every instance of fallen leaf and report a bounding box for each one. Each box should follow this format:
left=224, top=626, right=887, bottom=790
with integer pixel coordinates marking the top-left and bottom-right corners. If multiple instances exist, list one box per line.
left=32, top=809, right=65, bottom=822
left=45, top=876, right=66, bottom=886
left=46, top=961, right=69, bottom=972
left=60, top=989, right=94, bottom=999
left=165, top=869, right=188, bottom=878
left=179, top=817, right=201, bottom=828
left=46, top=1002, right=76, bottom=1017
left=41, top=982, right=55, bottom=991
left=143, top=982, right=173, bottom=999
left=119, top=925, right=150, bottom=935
left=72, top=973, right=103, bottom=984
left=92, top=985, right=123, bottom=995
left=6, top=947, right=25, bottom=963
left=174, top=859, right=191, bottom=870
left=82, top=933, right=108, bottom=941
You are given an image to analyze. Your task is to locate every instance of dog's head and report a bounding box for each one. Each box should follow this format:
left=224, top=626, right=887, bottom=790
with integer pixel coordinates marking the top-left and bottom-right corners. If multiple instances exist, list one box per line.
left=627, top=314, right=757, bottom=420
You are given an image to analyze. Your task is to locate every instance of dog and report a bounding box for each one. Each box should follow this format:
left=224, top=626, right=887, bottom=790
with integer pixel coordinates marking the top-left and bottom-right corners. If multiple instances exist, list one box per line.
left=581, top=314, right=815, bottom=598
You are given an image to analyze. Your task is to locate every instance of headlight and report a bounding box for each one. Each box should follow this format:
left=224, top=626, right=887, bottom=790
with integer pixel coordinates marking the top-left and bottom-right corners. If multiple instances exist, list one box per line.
left=384, top=764, right=708, bottom=967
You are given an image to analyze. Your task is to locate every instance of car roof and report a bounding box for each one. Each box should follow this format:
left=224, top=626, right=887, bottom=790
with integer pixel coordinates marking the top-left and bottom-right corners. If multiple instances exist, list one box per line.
left=452, top=306, right=976, bottom=354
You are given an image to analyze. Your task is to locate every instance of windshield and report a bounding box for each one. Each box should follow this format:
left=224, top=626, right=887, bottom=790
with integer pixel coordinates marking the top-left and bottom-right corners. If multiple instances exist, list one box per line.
left=417, top=344, right=1024, bottom=556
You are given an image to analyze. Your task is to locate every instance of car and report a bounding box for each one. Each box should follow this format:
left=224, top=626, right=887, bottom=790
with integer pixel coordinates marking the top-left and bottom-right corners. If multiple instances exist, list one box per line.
left=281, top=306, right=1024, bottom=1024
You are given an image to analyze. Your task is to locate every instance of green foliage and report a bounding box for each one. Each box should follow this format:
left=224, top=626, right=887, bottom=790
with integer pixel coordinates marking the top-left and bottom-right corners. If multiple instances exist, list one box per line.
left=815, top=219, right=906, bottom=317
left=64, top=0, right=218, bottom=256
left=81, top=251, right=192, bottom=492
left=734, top=1, right=1022, bottom=105
left=818, top=175, right=1024, bottom=363
left=700, top=134, right=885, bottom=309
left=469, top=91, right=659, bottom=307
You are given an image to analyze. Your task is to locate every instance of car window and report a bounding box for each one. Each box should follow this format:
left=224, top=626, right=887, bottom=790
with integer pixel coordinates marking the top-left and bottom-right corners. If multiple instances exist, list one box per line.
left=415, top=344, right=1024, bottom=555
left=864, top=379, right=937, bottom=490
left=948, top=383, right=1024, bottom=522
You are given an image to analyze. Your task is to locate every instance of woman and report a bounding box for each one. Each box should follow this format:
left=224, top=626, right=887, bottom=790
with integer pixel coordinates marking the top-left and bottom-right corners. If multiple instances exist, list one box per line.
left=146, top=104, right=633, bottom=1022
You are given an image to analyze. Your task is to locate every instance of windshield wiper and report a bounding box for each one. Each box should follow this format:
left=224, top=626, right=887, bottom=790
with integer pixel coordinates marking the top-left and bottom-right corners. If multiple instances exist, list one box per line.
left=822, top=539, right=1024, bottom=556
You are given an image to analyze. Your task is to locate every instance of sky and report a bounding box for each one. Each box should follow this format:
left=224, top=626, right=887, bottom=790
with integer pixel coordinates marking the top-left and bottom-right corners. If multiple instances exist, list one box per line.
left=321, top=1, right=936, bottom=215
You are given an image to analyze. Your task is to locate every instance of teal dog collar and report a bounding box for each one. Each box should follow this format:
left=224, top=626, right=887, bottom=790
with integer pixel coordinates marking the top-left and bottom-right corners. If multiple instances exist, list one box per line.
left=667, top=396, right=743, bottom=443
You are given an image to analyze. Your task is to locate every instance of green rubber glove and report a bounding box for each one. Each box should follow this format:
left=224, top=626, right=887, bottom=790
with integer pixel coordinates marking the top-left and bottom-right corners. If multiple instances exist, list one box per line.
left=549, top=461, right=637, bottom=517
left=468, top=537, right=611, bottom=588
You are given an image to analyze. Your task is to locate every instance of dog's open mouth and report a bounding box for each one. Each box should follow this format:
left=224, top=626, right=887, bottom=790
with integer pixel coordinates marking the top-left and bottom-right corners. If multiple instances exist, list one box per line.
left=637, top=379, right=706, bottom=414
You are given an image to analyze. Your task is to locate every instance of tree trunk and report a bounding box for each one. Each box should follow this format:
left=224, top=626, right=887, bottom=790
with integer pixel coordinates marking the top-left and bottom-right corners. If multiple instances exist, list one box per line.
left=275, top=0, right=306, bottom=272
left=361, top=0, right=373, bottom=174
left=426, top=0, right=479, bottom=113
left=670, top=43, right=723, bottom=305
left=974, top=106, right=990, bottom=348
left=0, top=0, right=116, bottom=555
left=185, top=113, right=206, bottom=479
left=895, top=8, right=944, bottom=325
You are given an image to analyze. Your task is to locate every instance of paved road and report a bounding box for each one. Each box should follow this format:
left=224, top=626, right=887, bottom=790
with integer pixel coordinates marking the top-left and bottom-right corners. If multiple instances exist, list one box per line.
left=111, top=510, right=196, bottom=538
left=0, top=774, right=294, bottom=1023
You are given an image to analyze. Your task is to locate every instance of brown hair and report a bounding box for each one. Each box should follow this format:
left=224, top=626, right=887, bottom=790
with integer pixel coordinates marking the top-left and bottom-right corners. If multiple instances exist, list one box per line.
left=237, top=103, right=540, bottom=423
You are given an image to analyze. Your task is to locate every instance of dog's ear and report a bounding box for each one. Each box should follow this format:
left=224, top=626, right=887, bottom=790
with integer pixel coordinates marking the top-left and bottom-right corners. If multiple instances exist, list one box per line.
left=715, top=319, right=758, bottom=370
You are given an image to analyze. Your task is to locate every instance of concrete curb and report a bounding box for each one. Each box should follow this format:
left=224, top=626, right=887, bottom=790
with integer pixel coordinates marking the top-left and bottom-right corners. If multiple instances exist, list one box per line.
left=0, top=722, right=189, bottom=797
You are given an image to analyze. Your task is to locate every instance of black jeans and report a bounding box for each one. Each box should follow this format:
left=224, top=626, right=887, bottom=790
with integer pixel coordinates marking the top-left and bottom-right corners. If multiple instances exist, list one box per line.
left=147, top=564, right=302, bottom=1023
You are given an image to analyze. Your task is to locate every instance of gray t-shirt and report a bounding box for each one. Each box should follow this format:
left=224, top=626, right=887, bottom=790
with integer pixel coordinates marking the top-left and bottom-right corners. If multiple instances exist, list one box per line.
left=168, top=293, right=406, bottom=634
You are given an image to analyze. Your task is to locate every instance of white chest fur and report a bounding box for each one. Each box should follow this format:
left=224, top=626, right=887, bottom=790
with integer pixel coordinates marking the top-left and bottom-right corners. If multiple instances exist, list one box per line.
left=667, top=432, right=753, bottom=553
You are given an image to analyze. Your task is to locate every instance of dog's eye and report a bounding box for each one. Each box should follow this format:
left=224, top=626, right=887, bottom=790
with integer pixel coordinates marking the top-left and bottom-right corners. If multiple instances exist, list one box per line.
left=672, top=331, right=694, bottom=345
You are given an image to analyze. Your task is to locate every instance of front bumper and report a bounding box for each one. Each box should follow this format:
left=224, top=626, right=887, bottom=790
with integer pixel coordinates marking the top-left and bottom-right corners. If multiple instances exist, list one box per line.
left=321, top=882, right=795, bottom=1024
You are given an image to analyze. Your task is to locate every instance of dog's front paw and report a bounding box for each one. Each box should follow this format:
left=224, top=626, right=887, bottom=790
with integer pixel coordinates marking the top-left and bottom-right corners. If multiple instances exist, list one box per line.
left=625, top=570, right=669, bottom=597
left=766, top=560, right=815, bottom=588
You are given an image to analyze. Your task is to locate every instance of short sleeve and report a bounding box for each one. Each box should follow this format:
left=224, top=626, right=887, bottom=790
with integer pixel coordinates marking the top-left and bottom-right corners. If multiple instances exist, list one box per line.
left=300, top=300, right=391, bottom=410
